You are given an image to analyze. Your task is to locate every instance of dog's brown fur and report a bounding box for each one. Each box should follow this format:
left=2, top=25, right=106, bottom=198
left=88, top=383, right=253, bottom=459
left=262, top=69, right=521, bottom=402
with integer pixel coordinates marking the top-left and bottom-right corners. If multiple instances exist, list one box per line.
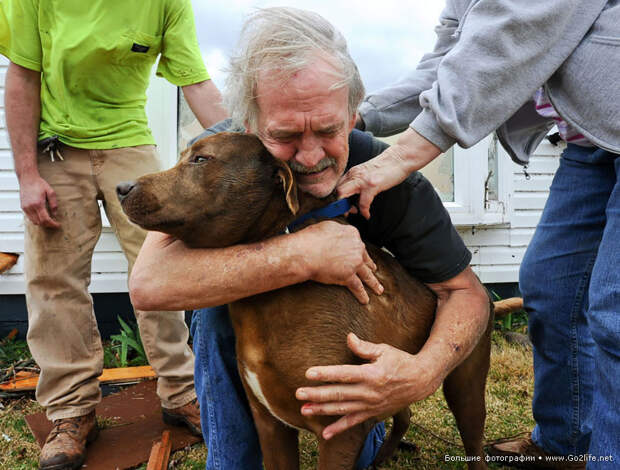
left=119, top=132, right=494, bottom=470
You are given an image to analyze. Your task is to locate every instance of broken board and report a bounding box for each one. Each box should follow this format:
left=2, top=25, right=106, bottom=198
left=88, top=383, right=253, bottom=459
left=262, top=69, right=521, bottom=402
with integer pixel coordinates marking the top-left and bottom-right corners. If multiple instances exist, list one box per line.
left=25, top=380, right=202, bottom=470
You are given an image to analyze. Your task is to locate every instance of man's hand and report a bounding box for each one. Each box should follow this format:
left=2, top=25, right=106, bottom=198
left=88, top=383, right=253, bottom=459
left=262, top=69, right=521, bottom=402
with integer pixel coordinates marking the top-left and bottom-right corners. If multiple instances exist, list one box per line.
left=337, top=128, right=442, bottom=219
left=19, top=174, right=60, bottom=228
left=298, top=221, right=383, bottom=304
left=295, top=333, right=443, bottom=440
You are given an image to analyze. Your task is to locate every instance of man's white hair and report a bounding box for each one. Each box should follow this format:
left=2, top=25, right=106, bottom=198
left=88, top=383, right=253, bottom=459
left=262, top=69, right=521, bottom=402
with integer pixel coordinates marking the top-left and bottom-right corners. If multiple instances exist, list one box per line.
left=223, top=7, right=365, bottom=130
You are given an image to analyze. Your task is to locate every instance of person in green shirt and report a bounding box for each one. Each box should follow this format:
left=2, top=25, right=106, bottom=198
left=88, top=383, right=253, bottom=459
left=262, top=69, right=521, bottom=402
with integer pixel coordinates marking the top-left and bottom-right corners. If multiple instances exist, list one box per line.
left=0, top=1, right=228, bottom=468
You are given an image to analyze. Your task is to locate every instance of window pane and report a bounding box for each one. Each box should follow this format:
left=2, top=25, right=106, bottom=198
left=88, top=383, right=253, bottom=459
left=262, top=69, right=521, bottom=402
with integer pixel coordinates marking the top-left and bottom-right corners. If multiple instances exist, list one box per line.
left=378, top=134, right=454, bottom=202
left=486, top=133, right=499, bottom=202
left=178, top=90, right=202, bottom=153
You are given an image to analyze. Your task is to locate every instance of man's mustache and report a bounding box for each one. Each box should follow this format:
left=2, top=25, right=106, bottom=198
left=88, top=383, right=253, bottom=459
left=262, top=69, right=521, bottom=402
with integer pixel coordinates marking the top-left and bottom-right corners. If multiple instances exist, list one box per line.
left=289, top=157, right=336, bottom=174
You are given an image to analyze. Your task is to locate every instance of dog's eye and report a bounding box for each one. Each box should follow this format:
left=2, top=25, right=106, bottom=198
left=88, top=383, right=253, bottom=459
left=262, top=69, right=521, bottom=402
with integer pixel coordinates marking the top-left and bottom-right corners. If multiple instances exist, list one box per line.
left=192, top=154, right=214, bottom=164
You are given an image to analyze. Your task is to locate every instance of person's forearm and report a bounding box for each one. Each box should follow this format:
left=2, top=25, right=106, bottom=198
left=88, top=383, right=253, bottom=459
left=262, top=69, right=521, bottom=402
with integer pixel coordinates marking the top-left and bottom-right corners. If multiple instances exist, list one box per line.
left=129, top=231, right=311, bottom=311
left=5, top=62, right=41, bottom=181
left=415, top=283, right=490, bottom=384
left=390, top=127, right=442, bottom=173
left=181, top=80, right=228, bottom=129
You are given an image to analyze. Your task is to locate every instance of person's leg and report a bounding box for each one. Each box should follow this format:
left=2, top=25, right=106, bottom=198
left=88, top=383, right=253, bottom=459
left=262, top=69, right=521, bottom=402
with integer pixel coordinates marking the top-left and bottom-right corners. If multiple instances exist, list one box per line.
left=519, top=145, right=615, bottom=456
left=586, top=152, right=619, bottom=469
left=96, top=145, right=195, bottom=408
left=355, top=422, right=385, bottom=469
left=25, top=146, right=104, bottom=420
left=191, top=306, right=263, bottom=470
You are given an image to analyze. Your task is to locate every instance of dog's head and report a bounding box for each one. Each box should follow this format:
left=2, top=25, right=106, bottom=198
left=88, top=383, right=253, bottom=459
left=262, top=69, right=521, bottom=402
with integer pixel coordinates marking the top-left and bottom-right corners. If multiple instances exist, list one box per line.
left=117, top=132, right=301, bottom=248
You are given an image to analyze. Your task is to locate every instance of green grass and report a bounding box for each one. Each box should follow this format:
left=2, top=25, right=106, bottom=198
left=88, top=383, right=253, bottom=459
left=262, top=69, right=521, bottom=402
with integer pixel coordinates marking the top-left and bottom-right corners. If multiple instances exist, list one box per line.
left=0, top=397, right=42, bottom=470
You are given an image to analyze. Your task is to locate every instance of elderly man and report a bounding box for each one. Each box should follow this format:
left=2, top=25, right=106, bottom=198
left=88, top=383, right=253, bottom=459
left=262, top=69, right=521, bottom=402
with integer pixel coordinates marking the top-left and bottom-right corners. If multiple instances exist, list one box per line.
left=130, top=7, right=489, bottom=470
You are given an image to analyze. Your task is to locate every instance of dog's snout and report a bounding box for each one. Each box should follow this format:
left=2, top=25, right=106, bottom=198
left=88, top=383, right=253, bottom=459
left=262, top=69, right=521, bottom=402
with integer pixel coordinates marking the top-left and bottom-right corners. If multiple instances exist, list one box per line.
left=116, top=181, right=136, bottom=201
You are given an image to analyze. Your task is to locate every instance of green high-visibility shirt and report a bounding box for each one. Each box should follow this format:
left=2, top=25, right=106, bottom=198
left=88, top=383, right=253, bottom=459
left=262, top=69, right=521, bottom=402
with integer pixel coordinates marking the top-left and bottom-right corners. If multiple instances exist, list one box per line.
left=0, top=0, right=209, bottom=149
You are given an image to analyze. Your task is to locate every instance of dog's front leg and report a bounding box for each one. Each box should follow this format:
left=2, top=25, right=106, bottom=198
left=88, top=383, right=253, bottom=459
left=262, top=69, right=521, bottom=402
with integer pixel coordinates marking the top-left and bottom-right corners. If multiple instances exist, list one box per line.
left=242, top=380, right=300, bottom=470
left=317, top=421, right=376, bottom=470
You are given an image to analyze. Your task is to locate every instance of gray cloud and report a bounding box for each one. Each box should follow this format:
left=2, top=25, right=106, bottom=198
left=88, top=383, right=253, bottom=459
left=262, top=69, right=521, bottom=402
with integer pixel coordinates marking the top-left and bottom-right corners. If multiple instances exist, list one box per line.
left=191, top=1, right=444, bottom=93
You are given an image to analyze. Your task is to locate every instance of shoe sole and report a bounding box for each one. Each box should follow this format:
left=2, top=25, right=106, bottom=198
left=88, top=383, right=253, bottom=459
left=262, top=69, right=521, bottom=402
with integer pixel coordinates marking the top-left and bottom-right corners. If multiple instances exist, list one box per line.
left=162, top=412, right=202, bottom=437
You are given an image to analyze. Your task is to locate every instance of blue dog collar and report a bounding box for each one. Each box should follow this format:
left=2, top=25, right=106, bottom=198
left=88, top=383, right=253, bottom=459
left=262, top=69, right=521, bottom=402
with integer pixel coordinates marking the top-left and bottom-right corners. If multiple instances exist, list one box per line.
left=287, top=198, right=352, bottom=232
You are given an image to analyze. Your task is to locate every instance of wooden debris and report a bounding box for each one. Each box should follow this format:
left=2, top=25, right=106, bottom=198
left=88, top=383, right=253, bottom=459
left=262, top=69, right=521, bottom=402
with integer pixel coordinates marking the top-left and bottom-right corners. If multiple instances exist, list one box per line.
left=4, top=329, right=18, bottom=341
left=493, top=297, right=524, bottom=317
left=0, top=365, right=156, bottom=391
left=146, top=430, right=172, bottom=470
left=0, top=252, right=19, bottom=274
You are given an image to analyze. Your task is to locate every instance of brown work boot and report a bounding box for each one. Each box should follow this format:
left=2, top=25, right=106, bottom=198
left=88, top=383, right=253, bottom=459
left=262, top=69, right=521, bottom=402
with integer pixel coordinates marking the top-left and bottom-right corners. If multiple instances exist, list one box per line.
left=162, top=397, right=202, bottom=437
left=39, top=410, right=98, bottom=470
left=486, top=435, right=586, bottom=469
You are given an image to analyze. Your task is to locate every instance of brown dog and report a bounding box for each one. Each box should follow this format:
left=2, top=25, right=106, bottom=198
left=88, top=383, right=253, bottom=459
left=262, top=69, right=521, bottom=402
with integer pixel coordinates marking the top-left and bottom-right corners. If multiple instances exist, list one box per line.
left=118, top=132, right=494, bottom=470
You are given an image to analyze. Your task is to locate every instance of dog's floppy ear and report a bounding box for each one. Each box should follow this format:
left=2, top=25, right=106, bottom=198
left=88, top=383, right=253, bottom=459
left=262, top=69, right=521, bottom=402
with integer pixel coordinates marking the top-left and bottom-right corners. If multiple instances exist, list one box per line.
left=274, top=160, right=299, bottom=215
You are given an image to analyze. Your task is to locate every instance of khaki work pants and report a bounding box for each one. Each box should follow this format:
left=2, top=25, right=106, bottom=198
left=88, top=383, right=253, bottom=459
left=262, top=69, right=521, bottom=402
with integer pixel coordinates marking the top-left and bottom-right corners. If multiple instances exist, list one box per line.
left=25, top=144, right=195, bottom=420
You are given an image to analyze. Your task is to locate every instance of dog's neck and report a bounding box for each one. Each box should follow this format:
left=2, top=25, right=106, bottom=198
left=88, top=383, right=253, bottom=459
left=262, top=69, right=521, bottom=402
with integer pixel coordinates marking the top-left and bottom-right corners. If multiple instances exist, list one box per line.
left=241, top=189, right=341, bottom=244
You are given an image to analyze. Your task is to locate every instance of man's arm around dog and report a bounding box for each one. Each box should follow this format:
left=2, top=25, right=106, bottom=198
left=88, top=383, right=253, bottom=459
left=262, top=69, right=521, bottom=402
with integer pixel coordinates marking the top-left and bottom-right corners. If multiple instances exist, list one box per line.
left=130, top=219, right=383, bottom=310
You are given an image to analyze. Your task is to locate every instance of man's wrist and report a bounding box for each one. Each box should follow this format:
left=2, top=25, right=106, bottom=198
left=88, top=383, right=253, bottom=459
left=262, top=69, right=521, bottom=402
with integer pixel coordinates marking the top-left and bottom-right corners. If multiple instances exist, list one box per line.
left=15, top=163, right=41, bottom=182
left=286, top=231, right=316, bottom=282
left=393, top=128, right=442, bottom=173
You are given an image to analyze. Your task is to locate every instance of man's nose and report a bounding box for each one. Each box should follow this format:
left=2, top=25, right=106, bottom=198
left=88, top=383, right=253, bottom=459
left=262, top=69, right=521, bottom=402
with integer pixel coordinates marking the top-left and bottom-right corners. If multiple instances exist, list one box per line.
left=116, top=181, right=136, bottom=202
left=294, top=140, right=326, bottom=168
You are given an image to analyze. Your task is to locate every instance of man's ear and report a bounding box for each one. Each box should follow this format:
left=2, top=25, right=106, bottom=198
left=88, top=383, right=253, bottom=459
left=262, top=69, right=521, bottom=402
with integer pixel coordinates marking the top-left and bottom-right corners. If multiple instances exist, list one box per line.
left=348, top=112, right=357, bottom=133
left=274, top=160, right=299, bottom=215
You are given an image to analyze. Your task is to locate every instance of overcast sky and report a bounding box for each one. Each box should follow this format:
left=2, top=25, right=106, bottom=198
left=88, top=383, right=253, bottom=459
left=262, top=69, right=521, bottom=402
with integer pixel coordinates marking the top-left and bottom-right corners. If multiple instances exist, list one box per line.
left=191, top=1, right=445, bottom=94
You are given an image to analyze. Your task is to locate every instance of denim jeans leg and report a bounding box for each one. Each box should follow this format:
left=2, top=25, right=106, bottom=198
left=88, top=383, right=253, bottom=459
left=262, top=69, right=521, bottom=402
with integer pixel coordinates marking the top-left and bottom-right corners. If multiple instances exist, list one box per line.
left=191, top=306, right=262, bottom=470
left=519, top=145, right=616, bottom=456
left=586, top=153, right=620, bottom=469
left=355, top=422, right=385, bottom=469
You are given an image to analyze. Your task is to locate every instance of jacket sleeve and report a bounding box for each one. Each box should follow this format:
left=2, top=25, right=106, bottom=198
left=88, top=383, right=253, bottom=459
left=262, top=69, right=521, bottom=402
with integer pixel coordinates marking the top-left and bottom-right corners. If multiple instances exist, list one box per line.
left=411, top=0, right=608, bottom=151
left=358, top=1, right=461, bottom=137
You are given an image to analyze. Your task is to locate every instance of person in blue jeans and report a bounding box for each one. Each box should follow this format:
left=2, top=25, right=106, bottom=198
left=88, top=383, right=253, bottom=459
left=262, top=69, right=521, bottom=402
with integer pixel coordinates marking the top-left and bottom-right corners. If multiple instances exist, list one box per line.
left=130, top=7, right=491, bottom=470
left=334, top=1, right=619, bottom=468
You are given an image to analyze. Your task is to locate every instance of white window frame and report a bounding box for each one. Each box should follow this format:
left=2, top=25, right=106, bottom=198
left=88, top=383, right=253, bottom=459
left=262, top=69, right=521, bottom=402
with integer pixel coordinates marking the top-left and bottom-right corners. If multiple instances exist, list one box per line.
left=145, top=74, right=178, bottom=169
left=448, top=135, right=512, bottom=227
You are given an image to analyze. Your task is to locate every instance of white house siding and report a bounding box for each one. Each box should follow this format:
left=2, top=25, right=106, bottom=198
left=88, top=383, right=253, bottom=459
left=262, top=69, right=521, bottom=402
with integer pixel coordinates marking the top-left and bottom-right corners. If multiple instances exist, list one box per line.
left=0, top=60, right=177, bottom=294
left=459, top=139, right=562, bottom=284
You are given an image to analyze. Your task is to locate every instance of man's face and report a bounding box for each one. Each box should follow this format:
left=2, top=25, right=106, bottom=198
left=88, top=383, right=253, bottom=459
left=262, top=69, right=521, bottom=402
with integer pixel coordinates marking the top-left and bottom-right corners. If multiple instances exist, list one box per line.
left=252, top=58, right=356, bottom=198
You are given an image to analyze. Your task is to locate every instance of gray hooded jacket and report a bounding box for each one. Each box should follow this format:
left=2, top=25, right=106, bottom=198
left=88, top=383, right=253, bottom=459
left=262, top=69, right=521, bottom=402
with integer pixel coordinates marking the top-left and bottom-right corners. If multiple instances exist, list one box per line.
left=358, top=0, right=619, bottom=165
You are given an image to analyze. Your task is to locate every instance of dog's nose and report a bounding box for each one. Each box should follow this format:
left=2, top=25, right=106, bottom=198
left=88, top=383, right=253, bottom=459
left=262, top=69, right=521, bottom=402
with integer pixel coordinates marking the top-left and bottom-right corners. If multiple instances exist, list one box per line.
left=116, top=181, right=136, bottom=202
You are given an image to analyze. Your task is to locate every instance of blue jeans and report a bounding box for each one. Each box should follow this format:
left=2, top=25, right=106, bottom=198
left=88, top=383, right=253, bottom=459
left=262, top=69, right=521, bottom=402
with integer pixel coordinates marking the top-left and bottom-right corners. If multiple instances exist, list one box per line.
left=519, top=144, right=619, bottom=467
left=191, top=306, right=385, bottom=470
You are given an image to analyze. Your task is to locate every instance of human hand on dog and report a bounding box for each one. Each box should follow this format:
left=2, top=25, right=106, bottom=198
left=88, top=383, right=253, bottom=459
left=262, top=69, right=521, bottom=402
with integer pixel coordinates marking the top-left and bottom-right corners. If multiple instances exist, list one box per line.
left=337, top=129, right=441, bottom=219
left=295, top=332, right=443, bottom=439
left=300, top=221, right=383, bottom=304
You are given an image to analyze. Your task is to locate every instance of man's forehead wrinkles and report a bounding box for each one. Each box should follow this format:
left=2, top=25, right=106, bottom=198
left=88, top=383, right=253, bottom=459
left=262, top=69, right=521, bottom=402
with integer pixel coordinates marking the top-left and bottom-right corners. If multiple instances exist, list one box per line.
left=266, top=115, right=343, bottom=133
